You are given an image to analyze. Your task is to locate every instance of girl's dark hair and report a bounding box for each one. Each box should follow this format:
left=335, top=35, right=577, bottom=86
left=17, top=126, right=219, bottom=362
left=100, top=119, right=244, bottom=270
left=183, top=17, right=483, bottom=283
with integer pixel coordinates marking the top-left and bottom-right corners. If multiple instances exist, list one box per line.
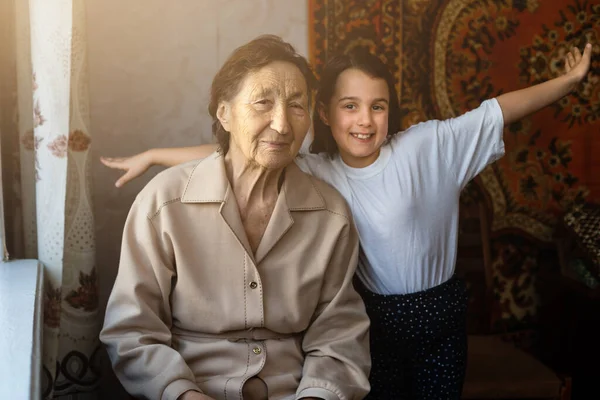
left=208, top=35, right=317, bottom=154
left=310, top=49, right=402, bottom=157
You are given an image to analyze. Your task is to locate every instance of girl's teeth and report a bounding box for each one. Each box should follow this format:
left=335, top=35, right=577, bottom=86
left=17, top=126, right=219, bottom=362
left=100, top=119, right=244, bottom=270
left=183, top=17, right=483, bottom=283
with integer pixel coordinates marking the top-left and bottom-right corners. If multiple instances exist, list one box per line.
left=353, top=133, right=371, bottom=139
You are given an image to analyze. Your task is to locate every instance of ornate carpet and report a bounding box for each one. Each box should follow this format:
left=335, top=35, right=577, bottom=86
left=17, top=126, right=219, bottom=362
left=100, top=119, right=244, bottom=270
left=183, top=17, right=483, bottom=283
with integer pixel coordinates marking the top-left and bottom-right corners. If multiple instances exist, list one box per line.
left=309, top=0, right=600, bottom=331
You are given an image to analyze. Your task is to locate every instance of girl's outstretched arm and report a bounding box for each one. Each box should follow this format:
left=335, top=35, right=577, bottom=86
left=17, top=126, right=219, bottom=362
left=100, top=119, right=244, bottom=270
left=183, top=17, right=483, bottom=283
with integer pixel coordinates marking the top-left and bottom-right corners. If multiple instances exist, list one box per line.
left=497, top=43, right=593, bottom=126
left=101, top=144, right=218, bottom=187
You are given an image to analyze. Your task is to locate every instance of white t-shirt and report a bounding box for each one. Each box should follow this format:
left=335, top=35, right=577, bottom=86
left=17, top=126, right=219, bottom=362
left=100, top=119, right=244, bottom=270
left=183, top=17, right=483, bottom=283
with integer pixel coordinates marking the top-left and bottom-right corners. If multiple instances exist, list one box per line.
left=295, top=99, right=505, bottom=295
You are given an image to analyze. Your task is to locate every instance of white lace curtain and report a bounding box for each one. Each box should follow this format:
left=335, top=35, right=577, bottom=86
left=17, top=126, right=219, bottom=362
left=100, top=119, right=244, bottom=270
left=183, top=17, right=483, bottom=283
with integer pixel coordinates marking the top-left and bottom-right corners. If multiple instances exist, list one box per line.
left=0, top=0, right=100, bottom=398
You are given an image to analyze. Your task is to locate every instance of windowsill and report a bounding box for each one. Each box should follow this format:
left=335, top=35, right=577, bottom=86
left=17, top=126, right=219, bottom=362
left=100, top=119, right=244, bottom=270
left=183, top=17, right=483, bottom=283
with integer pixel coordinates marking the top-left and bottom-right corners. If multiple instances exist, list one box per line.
left=0, top=259, right=43, bottom=399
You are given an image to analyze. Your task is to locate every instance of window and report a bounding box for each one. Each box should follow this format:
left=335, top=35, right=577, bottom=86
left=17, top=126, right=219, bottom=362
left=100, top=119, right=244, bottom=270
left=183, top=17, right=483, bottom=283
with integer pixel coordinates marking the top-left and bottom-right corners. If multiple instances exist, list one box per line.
left=0, top=119, right=6, bottom=261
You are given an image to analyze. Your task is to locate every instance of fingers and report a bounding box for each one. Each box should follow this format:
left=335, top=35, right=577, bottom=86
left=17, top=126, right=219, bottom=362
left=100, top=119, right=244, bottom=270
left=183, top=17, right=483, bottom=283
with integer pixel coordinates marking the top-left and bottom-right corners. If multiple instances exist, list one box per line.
left=573, top=46, right=582, bottom=64
left=565, top=43, right=591, bottom=73
left=583, top=42, right=593, bottom=59
left=100, top=156, right=128, bottom=170
left=100, top=157, right=115, bottom=166
left=567, top=51, right=576, bottom=70
left=101, top=156, right=132, bottom=187
left=115, top=171, right=134, bottom=188
left=101, top=156, right=126, bottom=163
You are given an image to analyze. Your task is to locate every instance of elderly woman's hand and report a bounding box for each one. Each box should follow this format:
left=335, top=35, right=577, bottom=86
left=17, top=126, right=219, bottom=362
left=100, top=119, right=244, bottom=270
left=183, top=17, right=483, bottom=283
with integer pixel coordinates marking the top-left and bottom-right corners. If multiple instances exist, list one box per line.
left=177, top=390, right=215, bottom=400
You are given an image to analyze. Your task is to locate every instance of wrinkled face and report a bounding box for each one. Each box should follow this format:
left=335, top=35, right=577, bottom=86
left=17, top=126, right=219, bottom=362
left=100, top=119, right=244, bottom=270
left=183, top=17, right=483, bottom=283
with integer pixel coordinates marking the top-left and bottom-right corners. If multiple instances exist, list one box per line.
left=321, top=68, right=390, bottom=168
left=218, top=61, right=311, bottom=170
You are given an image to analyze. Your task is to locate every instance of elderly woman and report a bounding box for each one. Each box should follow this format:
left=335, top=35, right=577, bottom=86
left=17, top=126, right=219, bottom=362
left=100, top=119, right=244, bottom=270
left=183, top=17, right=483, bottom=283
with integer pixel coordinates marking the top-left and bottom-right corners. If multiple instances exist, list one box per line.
left=100, top=35, right=371, bottom=400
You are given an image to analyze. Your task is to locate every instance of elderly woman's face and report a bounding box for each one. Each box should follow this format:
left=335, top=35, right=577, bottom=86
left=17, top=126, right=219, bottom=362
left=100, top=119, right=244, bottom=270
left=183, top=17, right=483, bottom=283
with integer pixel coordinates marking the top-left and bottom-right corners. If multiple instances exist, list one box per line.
left=219, top=61, right=311, bottom=170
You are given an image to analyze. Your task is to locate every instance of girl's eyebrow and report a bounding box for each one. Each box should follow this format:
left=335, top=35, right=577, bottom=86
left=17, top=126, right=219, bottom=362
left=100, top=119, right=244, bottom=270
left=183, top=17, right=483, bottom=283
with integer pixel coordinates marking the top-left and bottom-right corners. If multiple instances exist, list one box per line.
left=338, top=96, right=389, bottom=104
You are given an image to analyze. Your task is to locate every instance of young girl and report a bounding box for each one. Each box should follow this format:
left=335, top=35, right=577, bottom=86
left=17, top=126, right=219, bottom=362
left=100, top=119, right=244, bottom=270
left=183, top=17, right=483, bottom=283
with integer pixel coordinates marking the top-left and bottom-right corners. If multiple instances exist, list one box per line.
left=102, top=44, right=592, bottom=399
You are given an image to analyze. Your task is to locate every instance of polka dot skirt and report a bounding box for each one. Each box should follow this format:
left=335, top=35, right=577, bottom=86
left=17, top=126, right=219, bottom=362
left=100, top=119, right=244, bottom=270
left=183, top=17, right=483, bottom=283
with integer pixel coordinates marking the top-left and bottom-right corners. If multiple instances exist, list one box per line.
left=355, top=275, right=469, bottom=400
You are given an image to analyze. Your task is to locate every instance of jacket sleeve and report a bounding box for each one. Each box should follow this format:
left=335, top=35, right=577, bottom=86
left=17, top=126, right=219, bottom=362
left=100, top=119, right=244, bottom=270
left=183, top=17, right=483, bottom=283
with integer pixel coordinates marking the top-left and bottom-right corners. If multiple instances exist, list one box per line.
left=99, top=197, right=201, bottom=400
left=296, top=218, right=371, bottom=400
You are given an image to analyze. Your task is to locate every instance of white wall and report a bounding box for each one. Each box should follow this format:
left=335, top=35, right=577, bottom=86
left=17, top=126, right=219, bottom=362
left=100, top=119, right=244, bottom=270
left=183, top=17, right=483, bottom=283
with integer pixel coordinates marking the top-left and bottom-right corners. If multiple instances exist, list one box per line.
left=87, top=1, right=308, bottom=395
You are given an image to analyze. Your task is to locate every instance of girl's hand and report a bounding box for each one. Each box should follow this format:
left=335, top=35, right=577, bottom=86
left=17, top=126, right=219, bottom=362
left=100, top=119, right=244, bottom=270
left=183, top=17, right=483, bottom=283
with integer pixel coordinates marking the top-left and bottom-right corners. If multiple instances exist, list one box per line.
left=564, top=43, right=593, bottom=88
left=100, top=151, right=153, bottom=188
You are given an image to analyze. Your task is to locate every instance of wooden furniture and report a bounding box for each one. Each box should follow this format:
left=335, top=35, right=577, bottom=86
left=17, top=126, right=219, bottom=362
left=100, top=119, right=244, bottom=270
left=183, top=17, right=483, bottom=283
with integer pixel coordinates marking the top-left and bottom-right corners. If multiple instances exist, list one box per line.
left=457, top=199, right=571, bottom=400
left=537, top=269, right=600, bottom=399
left=535, top=209, right=600, bottom=399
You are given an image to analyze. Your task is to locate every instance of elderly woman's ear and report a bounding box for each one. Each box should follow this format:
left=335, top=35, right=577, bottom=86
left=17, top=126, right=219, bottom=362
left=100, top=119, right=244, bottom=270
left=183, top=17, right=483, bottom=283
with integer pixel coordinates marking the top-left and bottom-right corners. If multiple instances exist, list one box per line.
left=216, top=102, right=231, bottom=132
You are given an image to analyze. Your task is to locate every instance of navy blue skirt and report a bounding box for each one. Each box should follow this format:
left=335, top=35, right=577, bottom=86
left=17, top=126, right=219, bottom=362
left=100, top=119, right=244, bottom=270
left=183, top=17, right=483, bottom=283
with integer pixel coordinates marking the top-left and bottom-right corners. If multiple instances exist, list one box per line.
left=355, top=275, right=469, bottom=400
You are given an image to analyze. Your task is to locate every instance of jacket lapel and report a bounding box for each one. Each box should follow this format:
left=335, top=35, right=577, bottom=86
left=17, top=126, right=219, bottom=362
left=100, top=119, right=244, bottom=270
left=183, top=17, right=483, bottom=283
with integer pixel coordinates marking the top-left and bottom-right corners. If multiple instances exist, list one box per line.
left=219, top=186, right=254, bottom=261
left=254, top=188, right=294, bottom=264
left=181, top=154, right=327, bottom=264
left=254, top=163, right=326, bottom=264
left=181, top=152, right=254, bottom=259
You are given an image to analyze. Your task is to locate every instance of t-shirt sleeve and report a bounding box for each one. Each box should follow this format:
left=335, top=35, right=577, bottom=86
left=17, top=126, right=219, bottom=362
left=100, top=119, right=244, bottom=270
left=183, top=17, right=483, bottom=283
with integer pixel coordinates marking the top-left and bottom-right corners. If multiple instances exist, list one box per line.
left=294, top=153, right=333, bottom=180
left=435, top=98, right=505, bottom=188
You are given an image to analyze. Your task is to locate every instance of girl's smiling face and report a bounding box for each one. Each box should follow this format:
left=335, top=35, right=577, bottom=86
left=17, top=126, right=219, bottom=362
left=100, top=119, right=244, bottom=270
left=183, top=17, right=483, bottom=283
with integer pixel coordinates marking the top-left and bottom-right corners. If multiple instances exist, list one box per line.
left=320, top=68, right=390, bottom=168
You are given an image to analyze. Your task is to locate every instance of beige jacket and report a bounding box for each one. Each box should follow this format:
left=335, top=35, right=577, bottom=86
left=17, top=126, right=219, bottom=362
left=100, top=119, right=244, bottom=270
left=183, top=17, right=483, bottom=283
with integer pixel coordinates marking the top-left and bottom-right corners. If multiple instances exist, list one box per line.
left=100, top=153, right=371, bottom=400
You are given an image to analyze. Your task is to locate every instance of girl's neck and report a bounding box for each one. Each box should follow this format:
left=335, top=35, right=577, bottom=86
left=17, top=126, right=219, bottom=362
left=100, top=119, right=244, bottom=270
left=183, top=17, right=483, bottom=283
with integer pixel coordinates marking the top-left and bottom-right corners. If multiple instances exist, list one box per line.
left=339, top=148, right=381, bottom=168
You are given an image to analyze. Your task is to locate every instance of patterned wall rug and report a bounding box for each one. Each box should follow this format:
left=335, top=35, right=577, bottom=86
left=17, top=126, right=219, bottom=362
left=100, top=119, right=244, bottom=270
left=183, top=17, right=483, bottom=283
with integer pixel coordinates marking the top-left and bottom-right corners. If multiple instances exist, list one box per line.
left=309, top=0, right=404, bottom=96
left=309, top=0, right=600, bottom=331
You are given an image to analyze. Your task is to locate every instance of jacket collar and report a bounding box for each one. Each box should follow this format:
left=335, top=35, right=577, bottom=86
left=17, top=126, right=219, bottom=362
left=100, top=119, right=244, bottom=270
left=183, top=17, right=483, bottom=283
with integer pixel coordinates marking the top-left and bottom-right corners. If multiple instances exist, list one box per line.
left=181, top=152, right=326, bottom=211
left=181, top=152, right=326, bottom=263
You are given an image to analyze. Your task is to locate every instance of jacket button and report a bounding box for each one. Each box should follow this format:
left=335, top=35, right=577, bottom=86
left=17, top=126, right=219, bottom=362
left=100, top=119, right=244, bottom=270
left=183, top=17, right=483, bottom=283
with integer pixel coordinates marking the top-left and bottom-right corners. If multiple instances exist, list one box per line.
left=252, top=347, right=262, bottom=355
left=249, top=281, right=258, bottom=289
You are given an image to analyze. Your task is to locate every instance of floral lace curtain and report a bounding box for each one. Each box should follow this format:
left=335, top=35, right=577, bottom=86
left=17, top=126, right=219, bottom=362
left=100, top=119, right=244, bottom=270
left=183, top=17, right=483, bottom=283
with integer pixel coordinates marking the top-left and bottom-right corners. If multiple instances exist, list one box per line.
left=0, top=0, right=100, bottom=398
